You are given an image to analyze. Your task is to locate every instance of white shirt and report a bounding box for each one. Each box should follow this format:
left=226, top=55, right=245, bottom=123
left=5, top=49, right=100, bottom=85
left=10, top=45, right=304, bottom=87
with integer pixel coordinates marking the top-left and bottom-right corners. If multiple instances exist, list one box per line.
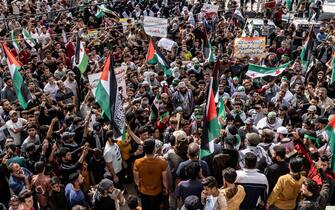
left=104, top=141, right=122, bottom=174
left=43, top=83, right=59, bottom=99
left=6, top=118, right=27, bottom=146
left=64, top=79, right=78, bottom=97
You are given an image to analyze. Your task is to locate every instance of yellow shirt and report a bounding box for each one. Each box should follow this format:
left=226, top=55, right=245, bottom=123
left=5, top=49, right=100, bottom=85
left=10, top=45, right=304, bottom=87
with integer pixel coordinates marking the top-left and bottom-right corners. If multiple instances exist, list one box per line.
left=117, top=140, right=132, bottom=161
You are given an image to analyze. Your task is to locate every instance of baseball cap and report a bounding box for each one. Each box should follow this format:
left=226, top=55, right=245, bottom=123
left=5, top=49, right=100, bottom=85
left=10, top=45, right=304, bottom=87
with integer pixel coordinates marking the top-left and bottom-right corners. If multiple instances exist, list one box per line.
left=181, top=195, right=201, bottom=210
left=173, top=130, right=187, bottom=142
left=98, top=178, right=113, bottom=192
left=9, top=110, right=17, bottom=116
left=307, top=105, right=317, bottom=112
left=244, top=117, right=254, bottom=125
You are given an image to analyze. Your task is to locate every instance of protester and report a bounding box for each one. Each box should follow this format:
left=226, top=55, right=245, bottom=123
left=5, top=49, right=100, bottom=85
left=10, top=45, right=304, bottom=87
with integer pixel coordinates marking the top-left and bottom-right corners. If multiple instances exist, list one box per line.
left=0, top=0, right=334, bottom=209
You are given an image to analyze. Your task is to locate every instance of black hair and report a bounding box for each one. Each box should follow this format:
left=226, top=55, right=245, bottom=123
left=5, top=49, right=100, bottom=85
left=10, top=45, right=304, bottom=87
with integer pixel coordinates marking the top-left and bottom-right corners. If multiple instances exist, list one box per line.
left=273, top=145, right=286, bottom=160
left=222, top=167, right=237, bottom=184
left=18, top=189, right=32, bottom=203
left=143, top=139, right=155, bottom=154
left=34, top=161, right=45, bottom=173
left=320, top=155, right=329, bottom=162
left=202, top=176, right=217, bottom=188
left=289, top=157, right=303, bottom=173
left=68, top=172, right=80, bottom=184
left=105, top=130, right=114, bottom=140
left=127, top=195, right=139, bottom=209
left=185, top=161, right=200, bottom=180
left=136, top=126, right=148, bottom=135
left=303, top=178, right=320, bottom=198
left=245, top=152, right=257, bottom=169
left=58, top=147, right=70, bottom=158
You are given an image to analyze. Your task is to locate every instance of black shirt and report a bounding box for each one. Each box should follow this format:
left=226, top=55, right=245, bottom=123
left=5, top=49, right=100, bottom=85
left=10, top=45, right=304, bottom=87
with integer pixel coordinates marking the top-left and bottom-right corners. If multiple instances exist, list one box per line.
left=264, top=161, right=290, bottom=193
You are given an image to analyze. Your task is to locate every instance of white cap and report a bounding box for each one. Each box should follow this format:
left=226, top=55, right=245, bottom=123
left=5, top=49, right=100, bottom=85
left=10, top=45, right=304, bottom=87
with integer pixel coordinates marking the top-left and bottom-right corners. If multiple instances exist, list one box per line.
left=277, top=126, right=288, bottom=135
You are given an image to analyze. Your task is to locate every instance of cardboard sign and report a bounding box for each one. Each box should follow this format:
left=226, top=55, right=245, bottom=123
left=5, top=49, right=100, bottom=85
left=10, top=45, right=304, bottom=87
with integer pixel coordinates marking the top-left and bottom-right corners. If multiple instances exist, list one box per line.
left=233, top=37, right=266, bottom=58
left=119, top=18, right=135, bottom=32
left=201, top=3, right=219, bottom=14
left=88, top=66, right=127, bottom=99
left=144, top=16, right=168, bottom=38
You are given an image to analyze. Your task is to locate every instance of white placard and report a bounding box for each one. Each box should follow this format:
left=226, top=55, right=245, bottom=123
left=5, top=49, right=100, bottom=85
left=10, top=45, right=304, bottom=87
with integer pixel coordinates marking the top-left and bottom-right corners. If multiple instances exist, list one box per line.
left=88, top=66, right=127, bottom=99
left=201, top=3, right=219, bottom=14
left=144, top=16, right=168, bottom=38
left=158, top=38, right=178, bottom=51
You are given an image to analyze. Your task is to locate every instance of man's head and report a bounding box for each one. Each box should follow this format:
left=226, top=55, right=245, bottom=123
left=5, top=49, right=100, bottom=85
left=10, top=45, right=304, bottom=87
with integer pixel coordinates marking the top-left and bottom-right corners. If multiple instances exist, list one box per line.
left=143, top=139, right=155, bottom=155
left=185, top=161, right=200, bottom=180
left=50, top=176, right=61, bottom=192
left=202, top=176, right=218, bottom=195
left=27, top=124, right=37, bottom=137
left=59, top=147, right=72, bottom=162
left=244, top=152, right=257, bottom=169
left=301, top=178, right=319, bottom=198
left=317, top=155, right=329, bottom=171
left=222, top=167, right=237, bottom=185
left=187, top=143, right=200, bottom=159
left=18, top=190, right=33, bottom=209
left=246, top=133, right=261, bottom=147
left=98, top=178, right=114, bottom=195
left=289, top=157, right=303, bottom=173
left=137, top=126, right=149, bottom=141
left=34, top=161, right=45, bottom=174
left=267, top=112, right=277, bottom=124
left=9, top=110, right=18, bottom=123
left=69, top=172, right=84, bottom=186
left=271, top=145, right=286, bottom=162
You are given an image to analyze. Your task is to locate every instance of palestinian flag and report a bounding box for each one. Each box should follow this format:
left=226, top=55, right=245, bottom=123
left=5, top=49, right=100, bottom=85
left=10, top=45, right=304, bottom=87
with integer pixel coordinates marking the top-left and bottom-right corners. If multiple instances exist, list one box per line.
left=218, top=97, right=226, bottom=120
left=149, top=95, right=160, bottom=121
left=10, top=31, right=21, bottom=53
left=326, top=52, right=335, bottom=84
left=203, top=32, right=215, bottom=63
left=325, top=115, right=335, bottom=172
left=95, top=55, right=125, bottom=138
left=146, top=38, right=171, bottom=76
left=246, top=62, right=291, bottom=79
left=3, top=44, right=28, bottom=109
left=285, top=0, right=293, bottom=10
left=200, top=77, right=220, bottom=158
left=74, top=35, right=89, bottom=74
left=300, top=26, right=314, bottom=71
left=22, top=28, right=36, bottom=48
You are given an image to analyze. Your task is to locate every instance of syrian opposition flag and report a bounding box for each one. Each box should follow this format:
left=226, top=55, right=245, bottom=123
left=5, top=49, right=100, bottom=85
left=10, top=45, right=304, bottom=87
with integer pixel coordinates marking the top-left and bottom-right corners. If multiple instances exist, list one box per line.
left=325, top=115, right=335, bottom=172
left=246, top=62, right=291, bottom=79
left=3, top=44, right=28, bottom=109
left=203, top=32, right=215, bottom=63
left=74, top=35, right=89, bottom=74
left=300, top=26, right=314, bottom=71
left=146, top=38, right=171, bottom=77
left=200, top=77, right=220, bottom=158
left=22, top=28, right=36, bottom=48
left=95, top=5, right=114, bottom=18
left=233, top=8, right=246, bottom=25
left=10, top=31, right=21, bottom=53
left=95, top=55, right=125, bottom=138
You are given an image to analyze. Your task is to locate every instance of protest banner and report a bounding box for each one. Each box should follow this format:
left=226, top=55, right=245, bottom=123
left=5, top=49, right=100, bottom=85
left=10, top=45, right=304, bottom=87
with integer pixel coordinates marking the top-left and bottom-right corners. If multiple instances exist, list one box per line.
left=119, top=18, right=135, bottom=32
left=233, top=37, right=266, bottom=58
left=88, top=66, right=127, bottom=99
left=201, top=3, right=219, bottom=14
left=144, top=16, right=168, bottom=38
left=158, top=38, right=178, bottom=51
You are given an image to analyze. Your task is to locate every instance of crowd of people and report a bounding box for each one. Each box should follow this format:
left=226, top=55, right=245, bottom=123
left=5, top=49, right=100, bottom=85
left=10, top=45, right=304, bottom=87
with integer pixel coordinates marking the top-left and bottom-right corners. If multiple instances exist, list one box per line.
left=0, top=0, right=334, bottom=209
